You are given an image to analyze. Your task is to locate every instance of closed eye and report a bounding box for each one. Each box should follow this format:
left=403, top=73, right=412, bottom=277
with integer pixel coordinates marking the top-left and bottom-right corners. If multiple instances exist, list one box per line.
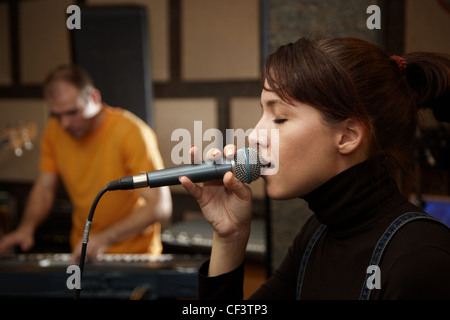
left=273, top=119, right=287, bottom=124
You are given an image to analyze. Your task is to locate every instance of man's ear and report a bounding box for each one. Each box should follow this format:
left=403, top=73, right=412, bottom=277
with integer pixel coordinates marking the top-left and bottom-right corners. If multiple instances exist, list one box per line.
left=336, top=118, right=366, bottom=155
left=90, top=88, right=102, bottom=105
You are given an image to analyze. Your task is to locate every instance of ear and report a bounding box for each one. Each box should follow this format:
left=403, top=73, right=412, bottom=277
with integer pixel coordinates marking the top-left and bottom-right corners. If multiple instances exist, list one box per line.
left=89, top=88, right=102, bottom=105
left=336, top=118, right=366, bottom=155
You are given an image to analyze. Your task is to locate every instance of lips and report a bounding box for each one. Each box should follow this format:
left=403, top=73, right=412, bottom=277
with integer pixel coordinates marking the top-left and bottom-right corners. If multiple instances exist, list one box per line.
left=256, top=149, right=278, bottom=175
left=260, top=158, right=277, bottom=176
left=259, top=155, right=271, bottom=167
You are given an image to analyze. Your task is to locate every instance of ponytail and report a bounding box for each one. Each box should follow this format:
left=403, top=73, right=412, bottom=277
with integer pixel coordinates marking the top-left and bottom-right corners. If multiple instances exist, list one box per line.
left=262, top=37, right=450, bottom=174
left=403, top=52, right=450, bottom=123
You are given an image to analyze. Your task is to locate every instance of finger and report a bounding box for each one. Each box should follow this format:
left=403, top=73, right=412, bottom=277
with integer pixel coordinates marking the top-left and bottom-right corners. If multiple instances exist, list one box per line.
left=224, top=144, right=237, bottom=159
left=87, top=249, right=101, bottom=261
left=0, top=234, right=26, bottom=253
left=223, top=171, right=252, bottom=201
left=205, top=147, right=222, bottom=162
left=85, top=246, right=97, bottom=262
left=70, top=244, right=81, bottom=263
left=190, top=145, right=202, bottom=164
left=179, top=176, right=203, bottom=201
left=0, top=237, right=13, bottom=252
left=20, top=238, right=34, bottom=252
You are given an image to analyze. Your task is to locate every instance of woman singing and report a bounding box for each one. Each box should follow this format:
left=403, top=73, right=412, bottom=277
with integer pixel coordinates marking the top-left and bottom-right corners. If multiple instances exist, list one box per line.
left=180, top=37, right=450, bottom=299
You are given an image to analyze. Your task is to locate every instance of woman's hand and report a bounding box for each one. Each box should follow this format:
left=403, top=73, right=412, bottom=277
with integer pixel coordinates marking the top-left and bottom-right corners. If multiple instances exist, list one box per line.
left=179, top=145, right=254, bottom=276
left=179, top=145, right=253, bottom=238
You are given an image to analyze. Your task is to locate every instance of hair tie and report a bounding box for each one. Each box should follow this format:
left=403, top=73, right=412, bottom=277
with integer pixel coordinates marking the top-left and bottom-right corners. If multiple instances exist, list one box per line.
left=390, top=55, right=407, bottom=71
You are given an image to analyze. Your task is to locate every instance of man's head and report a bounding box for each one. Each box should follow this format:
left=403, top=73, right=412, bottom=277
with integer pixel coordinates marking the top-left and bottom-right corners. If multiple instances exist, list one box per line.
left=43, top=65, right=103, bottom=138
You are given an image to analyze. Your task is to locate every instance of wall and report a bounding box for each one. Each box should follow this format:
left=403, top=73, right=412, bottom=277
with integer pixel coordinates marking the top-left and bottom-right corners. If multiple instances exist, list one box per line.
left=0, top=0, right=264, bottom=204
left=405, top=0, right=450, bottom=54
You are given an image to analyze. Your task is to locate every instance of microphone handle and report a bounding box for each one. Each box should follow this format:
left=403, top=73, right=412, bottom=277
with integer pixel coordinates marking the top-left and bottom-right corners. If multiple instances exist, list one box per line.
left=147, top=161, right=234, bottom=188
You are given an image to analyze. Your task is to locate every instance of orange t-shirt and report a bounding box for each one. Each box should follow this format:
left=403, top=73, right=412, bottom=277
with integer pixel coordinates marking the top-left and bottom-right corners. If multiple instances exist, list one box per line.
left=39, top=106, right=165, bottom=254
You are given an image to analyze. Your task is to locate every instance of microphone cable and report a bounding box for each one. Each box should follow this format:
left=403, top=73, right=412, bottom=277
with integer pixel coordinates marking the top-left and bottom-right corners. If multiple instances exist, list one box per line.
left=74, top=147, right=262, bottom=299
left=75, top=185, right=109, bottom=300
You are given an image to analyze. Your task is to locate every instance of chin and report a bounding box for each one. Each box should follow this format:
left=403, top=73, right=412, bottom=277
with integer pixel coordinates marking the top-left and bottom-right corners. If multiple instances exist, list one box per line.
left=70, top=132, right=84, bottom=139
left=68, top=129, right=87, bottom=139
left=264, top=181, right=300, bottom=200
left=263, top=176, right=311, bottom=200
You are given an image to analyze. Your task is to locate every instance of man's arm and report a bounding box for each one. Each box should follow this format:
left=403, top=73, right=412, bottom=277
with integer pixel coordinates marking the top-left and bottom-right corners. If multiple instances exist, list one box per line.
left=0, top=172, right=59, bottom=252
left=71, top=186, right=172, bottom=261
left=101, top=186, right=172, bottom=246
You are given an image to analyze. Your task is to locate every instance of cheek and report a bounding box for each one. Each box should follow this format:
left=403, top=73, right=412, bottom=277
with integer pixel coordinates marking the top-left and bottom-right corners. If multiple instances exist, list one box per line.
left=267, top=125, right=337, bottom=198
left=75, top=115, right=89, bottom=128
left=278, top=125, right=326, bottom=164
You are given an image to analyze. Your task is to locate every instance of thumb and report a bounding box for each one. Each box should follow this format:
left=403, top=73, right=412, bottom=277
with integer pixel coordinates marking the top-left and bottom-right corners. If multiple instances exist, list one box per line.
left=223, top=171, right=252, bottom=201
left=20, top=238, right=34, bottom=252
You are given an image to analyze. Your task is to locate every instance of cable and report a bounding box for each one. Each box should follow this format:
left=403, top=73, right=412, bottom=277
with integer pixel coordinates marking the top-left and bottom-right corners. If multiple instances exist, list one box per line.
left=74, top=186, right=109, bottom=300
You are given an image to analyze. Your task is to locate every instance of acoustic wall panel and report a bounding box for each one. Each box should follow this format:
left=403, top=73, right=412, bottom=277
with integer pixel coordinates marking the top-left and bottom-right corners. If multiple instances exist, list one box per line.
left=71, top=5, right=154, bottom=126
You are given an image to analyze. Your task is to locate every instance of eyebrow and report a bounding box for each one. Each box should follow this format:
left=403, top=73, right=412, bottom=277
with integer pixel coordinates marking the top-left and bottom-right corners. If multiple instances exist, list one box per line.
left=260, top=98, right=292, bottom=109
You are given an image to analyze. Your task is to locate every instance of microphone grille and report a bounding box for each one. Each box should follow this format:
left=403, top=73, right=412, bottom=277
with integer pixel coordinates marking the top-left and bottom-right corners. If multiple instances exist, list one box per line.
left=234, top=147, right=262, bottom=184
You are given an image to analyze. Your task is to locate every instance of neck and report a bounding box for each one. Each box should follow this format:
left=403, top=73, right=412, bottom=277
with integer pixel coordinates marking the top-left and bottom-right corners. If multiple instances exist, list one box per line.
left=302, top=159, right=399, bottom=236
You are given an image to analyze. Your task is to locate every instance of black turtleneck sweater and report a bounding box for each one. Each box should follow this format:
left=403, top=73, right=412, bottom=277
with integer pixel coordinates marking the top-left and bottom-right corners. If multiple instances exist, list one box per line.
left=198, top=160, right=450, bottom=299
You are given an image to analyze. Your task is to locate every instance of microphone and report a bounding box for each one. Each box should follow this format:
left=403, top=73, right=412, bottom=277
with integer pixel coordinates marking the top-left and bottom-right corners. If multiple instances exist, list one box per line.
left=107, top=147, right=262, bottom=190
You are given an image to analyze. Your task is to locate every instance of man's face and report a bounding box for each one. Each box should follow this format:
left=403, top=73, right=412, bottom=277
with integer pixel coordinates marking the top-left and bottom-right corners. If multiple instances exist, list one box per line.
left=46, top=81, right=101, bottom=139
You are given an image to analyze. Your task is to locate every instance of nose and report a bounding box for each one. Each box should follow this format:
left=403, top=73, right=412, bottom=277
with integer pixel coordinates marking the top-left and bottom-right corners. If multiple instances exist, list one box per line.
left=249, top=121, right=269, bottom=149
left=248, top=128, right=257, bottom=147
left=59, top=114, right=72, bottom=130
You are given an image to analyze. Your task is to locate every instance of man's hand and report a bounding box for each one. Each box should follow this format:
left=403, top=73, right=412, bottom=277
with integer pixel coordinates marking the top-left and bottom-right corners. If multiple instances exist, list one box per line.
left=0, top=172, right=58, bottom=254
left=70, top=232, right=110, bottom=263
left=0, top=229, right=35, bottom=253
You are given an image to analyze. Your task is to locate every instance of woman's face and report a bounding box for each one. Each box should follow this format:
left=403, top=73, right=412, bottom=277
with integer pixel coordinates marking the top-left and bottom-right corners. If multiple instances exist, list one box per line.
left=250, top=87, right=346, bottom=200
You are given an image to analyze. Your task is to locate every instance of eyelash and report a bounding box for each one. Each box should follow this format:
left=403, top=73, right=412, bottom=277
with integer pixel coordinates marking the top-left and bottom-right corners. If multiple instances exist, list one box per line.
left=273, top=119, right=287, bottom=124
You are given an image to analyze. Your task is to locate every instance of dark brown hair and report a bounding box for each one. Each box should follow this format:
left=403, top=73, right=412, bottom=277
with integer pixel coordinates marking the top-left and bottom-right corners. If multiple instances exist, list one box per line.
left=261, top=37, right=450, bottom=173
left=43, top=64, right=94, bottom=99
